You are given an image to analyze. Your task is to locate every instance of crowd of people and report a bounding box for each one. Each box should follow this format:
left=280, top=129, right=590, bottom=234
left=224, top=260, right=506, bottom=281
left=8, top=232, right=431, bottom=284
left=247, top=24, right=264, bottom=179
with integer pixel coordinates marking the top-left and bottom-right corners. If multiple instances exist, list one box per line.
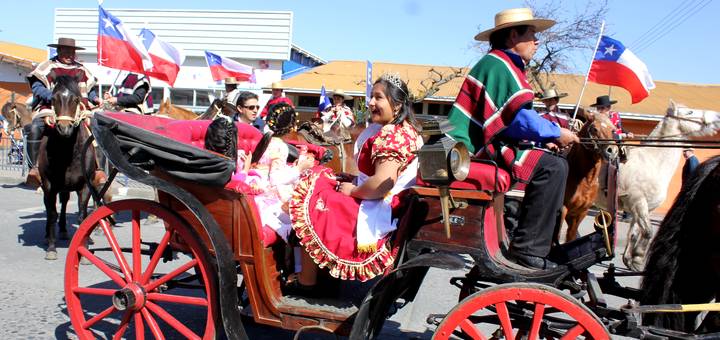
left=24, top=6, right=696, bottom=299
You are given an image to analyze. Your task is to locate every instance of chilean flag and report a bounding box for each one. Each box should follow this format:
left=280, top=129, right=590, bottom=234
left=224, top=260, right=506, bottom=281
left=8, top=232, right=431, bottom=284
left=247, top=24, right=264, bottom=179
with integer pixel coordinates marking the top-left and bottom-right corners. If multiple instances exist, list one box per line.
left=318, top=85, right=331, bottom=112
left=588, top=36, right=655, bottom=104
left=97, top=6, right=153, bottom=74
left=139, top=28, right=184, bottom=86
left=204, top=51, right=254, bottom=83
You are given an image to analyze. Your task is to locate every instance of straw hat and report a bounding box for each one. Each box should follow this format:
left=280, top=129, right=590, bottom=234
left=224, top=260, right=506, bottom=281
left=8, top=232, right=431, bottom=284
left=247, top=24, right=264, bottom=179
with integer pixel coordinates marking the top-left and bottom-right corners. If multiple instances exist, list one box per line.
left=474, top=8, right=555, bottom=41
left=224, top=77, right=238, bottom=85
left=329, top=89, right=352, bottom=100
left=270, top=82, right=285, bottom=90
left=47, top=37, right=85, bottom=50
left=538, top=88, right=568, bottom=101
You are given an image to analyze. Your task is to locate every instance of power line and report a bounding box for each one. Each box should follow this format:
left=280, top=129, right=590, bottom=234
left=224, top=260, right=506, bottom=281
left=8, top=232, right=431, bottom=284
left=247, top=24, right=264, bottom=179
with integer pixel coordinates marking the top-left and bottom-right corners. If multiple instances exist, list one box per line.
left=634, top=0, right=712, bottom=53
left=629, top=0, right=697, bottom=48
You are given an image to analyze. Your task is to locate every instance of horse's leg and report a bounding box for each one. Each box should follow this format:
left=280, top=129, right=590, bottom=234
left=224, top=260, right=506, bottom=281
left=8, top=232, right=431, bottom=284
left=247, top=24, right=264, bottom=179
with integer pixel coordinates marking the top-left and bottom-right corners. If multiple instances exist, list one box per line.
left=58, top=191, right=70, bottom=240
left=77, top=187, right=90, bottom=225
left=631, top=198, right=653, bottom=271
left=44, top=191, right=59, bottom=260
left=623, top=197, right=649, bottom=271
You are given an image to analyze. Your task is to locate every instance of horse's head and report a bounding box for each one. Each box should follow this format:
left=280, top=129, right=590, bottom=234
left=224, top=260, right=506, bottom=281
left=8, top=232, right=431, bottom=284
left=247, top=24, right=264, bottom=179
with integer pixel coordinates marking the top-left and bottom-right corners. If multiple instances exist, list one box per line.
left=580, top=113, right=619, bottom=161
left=666, top=99, right=720, bottom=137
left=51, top=75, right=82, bottom=137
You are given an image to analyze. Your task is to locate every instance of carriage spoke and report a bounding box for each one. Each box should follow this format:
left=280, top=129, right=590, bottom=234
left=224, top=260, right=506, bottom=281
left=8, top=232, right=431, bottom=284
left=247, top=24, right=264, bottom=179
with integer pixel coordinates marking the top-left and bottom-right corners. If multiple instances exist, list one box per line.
left=73, top=287, right=115, bottom=297
left=100, top=219, right=133, bottom=281
left=78, top=246, right=127, bottom=286
left=82, top=305, right=117, bottom=329
left=147, top=292, right=208, bottom=307
left=560, top=324, right=585, bottom=340
left=144, top=259, right=198, bottom=292
left=528, top=303, right=545, bottom=340
left=141, top=307, right=165, bottom=340
left=495, top=302, right=515, bottom=340
left=145, top=301, right=201, bottom=340
left=132, top=210, right=142, bottom=280
left=113, top=311, right=132, bottom=340
left=134, top=313, right=145, bottom=340
left=459, top=319, right=487, bottom=340
left=141, top=230, right=172, bottom=285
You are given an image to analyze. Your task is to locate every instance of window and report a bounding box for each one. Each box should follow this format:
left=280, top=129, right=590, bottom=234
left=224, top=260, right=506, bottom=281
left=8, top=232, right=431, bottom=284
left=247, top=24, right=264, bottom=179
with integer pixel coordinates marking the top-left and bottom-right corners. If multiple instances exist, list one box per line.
left=427, top=103, right=451, bottom=116
left=196, top=90, right=213, bottom=107
left=297, top=95, right=319, bottom=108
left=149, top=87, right=164, bottom=107
left=412, top=102, right=424, bottom=115
left=170, top=89, right=193, bottom=106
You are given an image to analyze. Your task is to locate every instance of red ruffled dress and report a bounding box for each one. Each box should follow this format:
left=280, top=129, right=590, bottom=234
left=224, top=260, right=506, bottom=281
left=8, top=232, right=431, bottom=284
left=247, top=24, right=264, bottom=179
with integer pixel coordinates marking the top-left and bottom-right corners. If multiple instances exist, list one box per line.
left=289, top=122, right=421, bottom=281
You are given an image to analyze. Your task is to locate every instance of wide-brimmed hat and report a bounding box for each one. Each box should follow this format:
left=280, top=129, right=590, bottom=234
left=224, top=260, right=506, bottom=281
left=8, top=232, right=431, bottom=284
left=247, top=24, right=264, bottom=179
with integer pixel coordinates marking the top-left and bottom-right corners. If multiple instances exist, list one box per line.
left=47, top=37, right=85, bottom=50
left=538, top=88, right=568, bottom=101
left=589, top=95, right=618, bottom=107
left=329, top=89, right=352, bottom=100
left=474, top=8, right=555, bottom=41
left=270, top=82, right=285, bottom=90
left=224, top=77, right=238, bottom=85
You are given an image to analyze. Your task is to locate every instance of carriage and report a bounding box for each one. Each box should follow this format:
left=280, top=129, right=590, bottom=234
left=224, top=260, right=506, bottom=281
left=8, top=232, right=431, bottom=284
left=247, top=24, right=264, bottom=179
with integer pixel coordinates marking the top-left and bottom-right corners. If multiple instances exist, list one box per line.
left=63, top=111, right=718, bottom=339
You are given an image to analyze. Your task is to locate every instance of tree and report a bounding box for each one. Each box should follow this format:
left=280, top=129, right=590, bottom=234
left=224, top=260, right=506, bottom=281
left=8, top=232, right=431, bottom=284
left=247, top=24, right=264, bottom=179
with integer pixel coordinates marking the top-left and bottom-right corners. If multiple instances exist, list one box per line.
left=412, top=67, right=466, bottom=103
left=477, top=0, right=608, bottom=92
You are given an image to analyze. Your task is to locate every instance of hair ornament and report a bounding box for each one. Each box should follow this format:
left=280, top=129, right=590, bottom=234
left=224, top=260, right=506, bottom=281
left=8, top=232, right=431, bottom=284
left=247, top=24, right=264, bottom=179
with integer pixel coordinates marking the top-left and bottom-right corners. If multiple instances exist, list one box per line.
left=380, top=72, right=406, bottom=95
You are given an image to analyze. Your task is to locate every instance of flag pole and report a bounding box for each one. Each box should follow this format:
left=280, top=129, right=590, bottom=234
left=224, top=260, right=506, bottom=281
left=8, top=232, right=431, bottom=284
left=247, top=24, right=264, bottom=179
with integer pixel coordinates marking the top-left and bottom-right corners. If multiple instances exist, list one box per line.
left=572, top=20, right=605, bottom=123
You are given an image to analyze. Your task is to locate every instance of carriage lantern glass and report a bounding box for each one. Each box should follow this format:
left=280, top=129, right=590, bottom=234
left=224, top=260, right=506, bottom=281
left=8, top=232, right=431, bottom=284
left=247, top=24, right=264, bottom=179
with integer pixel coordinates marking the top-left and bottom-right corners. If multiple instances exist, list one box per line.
left=417, top=119, right=470, bottom=184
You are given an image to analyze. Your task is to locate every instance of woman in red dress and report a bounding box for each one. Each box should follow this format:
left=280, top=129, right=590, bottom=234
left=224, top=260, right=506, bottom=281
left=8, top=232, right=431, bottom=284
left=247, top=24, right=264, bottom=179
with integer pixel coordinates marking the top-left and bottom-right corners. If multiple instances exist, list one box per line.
left=287, top=74, right=422, bottom=294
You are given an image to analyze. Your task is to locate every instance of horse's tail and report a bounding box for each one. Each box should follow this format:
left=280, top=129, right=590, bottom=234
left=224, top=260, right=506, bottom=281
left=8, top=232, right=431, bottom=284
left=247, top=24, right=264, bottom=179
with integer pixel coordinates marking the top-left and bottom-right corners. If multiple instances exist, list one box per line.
left=641, top=155, right=720, bottom=330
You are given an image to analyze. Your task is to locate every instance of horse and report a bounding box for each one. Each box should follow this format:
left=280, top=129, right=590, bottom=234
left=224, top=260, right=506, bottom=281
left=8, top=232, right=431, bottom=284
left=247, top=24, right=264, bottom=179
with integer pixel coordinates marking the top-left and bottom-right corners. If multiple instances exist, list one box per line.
left=156, top=98, right=199, bottom=120
left=640, top=155, right=720, bottom=334
left=196, top=98, right=225, bottom=120
left=595, top=100, right=720, bottom=271
left=295, top=120, right=362, bottom=175
left=1, top=100, right=33, bottom=132
left=562, top=113, right=619, bottom=241
left=37, top=75, right=98, bottom=260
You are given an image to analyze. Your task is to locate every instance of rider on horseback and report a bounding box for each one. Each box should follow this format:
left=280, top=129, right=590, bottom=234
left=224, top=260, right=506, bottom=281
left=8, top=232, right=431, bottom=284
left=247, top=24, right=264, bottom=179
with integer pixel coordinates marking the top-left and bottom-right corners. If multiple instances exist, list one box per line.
left=222, top=77, right=240, bottom=104
left=25, top=37, right=101, bottom=187
left=446, top=8, right=579, bottom=270
left=102, top=72, right=152, bottom=114
left=320, top=89, right=355, bottom=140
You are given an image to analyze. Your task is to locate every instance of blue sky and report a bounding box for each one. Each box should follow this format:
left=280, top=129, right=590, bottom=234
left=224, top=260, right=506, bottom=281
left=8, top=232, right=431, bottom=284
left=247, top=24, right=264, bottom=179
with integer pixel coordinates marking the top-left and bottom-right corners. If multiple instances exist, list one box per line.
left=1, top=0, right=717, bottom=84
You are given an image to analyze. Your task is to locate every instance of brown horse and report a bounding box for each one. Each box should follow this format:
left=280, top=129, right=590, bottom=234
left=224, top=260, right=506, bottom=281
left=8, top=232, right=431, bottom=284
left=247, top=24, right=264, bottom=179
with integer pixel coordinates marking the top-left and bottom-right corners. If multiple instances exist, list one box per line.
left=562, top=113, right=619, bottom=241
left=156, top=98, right=199, bottom=120
left=294, top=122, right=363, bottom=175
left=38, top=75, right=98, bottom=260
left=1, top=100, right=33, bottom=132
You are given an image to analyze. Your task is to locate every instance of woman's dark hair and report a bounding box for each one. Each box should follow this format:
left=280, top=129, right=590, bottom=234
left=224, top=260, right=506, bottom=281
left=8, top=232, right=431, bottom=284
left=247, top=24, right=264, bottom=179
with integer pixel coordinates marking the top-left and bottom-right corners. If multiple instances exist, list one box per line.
left=205, top=116, right=238, bottom=161
left=235, top=91, right=258, bottom=107
left=265, top=102, right=297, bottom=137
left=373, top=76, right=420, bottom=131
left=489, top=25, right=530, bottom=50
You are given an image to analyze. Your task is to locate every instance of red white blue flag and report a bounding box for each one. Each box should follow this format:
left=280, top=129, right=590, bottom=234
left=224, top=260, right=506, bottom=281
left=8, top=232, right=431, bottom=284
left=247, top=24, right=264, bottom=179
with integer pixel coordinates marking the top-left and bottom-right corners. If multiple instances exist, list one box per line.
left=588, top=36, right=655, bottom=104
left=139, top=28, right=184, bottom=86
left=318, top=85, right=331, bottom=112
left=204, top=51, right=254, bottom=83
left=97, top=6, right=153, bottom=74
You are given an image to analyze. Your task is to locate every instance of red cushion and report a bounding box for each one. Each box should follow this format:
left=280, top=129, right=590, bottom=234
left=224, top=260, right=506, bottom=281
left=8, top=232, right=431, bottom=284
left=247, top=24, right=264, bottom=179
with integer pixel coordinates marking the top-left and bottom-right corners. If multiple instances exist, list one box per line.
left=163, top=120, right=263, bottom=154
left=223, top=179, right=281, bottom=247
left=416, top=161, right=511, bottom=193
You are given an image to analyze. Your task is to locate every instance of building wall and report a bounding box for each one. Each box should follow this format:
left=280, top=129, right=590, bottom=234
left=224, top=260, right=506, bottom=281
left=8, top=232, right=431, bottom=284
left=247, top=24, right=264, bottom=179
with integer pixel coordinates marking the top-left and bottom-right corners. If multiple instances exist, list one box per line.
left=0, top=63, right=29, bottom=83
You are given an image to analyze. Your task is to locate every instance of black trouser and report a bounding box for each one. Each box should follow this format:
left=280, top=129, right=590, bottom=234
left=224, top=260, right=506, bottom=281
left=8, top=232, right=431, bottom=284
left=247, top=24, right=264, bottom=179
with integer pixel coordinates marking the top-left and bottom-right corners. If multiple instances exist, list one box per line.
left=510, top=152, right=568, bottom=258
left=26, top=117, right=46, bottom=168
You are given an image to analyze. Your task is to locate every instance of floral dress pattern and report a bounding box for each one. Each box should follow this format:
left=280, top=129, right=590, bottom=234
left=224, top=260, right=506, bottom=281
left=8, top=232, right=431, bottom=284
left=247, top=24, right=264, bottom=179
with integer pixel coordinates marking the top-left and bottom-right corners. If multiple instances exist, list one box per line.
left=289, top=121, right=421, bottom=281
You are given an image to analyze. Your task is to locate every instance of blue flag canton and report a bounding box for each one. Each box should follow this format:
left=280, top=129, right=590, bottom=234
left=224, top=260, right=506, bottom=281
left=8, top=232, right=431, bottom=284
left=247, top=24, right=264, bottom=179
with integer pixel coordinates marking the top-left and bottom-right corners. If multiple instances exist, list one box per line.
left=98, top=7, right=124, bottom=40
left=139, top=28, right=155, bottom=51
left=594, top=36, right=626, bottom=62
left=205, top=51, right=222, bottom=66
left=318, top=86, right=331, bottom=112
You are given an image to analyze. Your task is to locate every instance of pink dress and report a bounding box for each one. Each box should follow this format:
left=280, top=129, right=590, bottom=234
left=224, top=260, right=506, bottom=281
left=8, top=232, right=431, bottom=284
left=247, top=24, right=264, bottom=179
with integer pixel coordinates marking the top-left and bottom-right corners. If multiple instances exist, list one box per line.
left=289, top=122, right=421, bottom=281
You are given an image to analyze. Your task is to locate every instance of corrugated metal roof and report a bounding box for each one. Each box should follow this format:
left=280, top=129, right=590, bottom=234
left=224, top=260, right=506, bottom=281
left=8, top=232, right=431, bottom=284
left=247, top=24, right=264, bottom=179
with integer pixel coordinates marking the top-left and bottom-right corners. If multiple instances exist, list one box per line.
left=55, top=8, right=293, bottom=60
left=281, top=60, right=720, bottom=115
left=0, top=41, right=46, bottom=70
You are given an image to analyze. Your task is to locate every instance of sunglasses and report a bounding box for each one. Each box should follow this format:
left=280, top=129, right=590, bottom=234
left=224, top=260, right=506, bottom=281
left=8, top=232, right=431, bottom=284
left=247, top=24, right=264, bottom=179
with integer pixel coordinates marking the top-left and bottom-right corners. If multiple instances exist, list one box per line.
left=243, top=105, right=260, bottom=110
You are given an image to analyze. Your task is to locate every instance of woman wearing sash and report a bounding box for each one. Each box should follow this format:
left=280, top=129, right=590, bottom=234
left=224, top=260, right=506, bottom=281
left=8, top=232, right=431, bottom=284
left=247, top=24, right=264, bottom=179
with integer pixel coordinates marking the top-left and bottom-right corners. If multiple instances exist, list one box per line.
left=286, top=74, right=422, bottom=296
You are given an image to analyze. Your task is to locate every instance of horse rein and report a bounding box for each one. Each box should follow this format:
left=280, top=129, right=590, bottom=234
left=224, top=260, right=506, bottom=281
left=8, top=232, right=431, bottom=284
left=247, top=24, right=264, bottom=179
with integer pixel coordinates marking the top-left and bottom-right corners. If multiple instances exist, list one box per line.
left=51, top=101, right=93, bottom=127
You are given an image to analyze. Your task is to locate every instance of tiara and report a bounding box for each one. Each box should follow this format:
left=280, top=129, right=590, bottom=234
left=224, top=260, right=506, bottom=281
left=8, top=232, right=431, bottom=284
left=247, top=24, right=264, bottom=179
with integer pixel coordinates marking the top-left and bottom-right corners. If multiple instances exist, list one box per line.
left=380, top=72, right=406, bottom=94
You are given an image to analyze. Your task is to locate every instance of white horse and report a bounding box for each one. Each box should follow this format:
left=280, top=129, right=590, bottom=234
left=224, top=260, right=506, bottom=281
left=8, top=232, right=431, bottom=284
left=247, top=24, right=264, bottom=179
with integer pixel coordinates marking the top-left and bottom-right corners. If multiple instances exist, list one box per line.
left=596, top=100, right=720, bottom=271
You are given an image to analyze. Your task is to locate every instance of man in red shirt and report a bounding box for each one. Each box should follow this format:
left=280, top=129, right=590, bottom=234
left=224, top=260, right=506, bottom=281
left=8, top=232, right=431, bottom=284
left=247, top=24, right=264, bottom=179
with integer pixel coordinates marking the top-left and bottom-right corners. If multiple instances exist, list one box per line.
left=590, top=95, right=634, bottom=139
left=538, top=88, right=570, bottom=129
left=260, top=82, right=294, bottom=118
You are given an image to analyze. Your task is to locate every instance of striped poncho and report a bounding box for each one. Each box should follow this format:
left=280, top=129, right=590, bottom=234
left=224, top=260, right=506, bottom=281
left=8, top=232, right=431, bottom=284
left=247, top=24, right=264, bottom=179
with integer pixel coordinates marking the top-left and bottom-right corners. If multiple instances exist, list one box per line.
left=447, top=49, right=545, bottom=184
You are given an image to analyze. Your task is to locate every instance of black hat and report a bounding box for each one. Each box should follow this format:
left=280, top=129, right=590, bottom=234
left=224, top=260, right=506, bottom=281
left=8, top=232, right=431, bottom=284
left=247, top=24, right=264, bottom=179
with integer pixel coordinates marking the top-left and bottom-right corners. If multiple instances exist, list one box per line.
left=590, top=95, right=617, bottom=107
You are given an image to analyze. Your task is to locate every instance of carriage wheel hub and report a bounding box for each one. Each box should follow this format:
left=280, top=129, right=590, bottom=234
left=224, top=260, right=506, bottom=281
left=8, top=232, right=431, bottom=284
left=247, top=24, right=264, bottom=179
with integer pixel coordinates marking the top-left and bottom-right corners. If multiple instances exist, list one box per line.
left=112, top=283, right=146, bottom=311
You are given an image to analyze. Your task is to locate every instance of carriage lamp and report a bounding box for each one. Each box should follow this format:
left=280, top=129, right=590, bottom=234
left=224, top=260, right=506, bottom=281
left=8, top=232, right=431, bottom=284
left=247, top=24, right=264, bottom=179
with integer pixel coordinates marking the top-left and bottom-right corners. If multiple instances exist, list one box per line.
left=416, top=119, right=471, bottom=238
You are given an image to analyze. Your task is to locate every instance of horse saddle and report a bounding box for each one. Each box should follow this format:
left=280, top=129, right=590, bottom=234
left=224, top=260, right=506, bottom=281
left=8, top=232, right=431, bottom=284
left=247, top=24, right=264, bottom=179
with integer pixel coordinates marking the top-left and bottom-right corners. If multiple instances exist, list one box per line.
left=297, top=121, right=351, bottom=146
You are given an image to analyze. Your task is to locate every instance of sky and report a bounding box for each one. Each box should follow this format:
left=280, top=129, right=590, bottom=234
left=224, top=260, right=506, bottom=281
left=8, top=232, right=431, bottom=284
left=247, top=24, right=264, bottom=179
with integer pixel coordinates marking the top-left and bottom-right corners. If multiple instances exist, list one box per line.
left=1, top=0, right=718, bottom=84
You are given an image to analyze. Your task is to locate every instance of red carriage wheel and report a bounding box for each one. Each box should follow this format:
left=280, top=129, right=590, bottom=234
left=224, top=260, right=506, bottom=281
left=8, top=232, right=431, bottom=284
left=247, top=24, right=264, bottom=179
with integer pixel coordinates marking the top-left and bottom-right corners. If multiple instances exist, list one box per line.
left=65, top=199, right=219, bottom=339
left=433, top=282, right=609, bottom=340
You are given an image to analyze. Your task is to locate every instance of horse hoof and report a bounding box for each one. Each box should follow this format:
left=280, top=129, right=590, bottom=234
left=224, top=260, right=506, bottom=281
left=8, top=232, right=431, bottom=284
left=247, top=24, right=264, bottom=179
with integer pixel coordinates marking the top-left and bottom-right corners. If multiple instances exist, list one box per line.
left=79, top=256, right=91, bottom=265
left=45, top=251, right=58, bottom=261
left=59, top=231, right=69, bottom=240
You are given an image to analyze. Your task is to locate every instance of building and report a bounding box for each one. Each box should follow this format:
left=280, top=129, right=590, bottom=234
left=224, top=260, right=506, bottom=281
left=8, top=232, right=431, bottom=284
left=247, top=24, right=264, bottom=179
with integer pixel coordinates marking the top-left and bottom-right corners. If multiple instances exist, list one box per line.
left=0, top=41, right=45, bottom=107
left=55, top=8, right=323, bottom=111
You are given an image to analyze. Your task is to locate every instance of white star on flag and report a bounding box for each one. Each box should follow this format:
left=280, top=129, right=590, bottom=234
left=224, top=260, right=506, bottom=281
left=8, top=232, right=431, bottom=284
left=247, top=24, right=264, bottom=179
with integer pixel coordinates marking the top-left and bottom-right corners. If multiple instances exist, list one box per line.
left=103, top=18, right=114, bottom=30
left=604, top=44, right=617, bottom=56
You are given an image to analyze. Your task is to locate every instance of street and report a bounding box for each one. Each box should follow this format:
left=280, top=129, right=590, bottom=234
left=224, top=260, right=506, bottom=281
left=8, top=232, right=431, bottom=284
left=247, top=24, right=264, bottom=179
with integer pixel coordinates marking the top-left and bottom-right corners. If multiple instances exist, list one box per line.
left=0, top=180, right=647, bottom=339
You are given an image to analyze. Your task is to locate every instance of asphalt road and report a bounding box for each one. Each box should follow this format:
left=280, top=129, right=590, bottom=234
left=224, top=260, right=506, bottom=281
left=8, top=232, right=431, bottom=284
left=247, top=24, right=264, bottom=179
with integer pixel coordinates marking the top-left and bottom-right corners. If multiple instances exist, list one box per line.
left=0, top=180, right=648, bottom=339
